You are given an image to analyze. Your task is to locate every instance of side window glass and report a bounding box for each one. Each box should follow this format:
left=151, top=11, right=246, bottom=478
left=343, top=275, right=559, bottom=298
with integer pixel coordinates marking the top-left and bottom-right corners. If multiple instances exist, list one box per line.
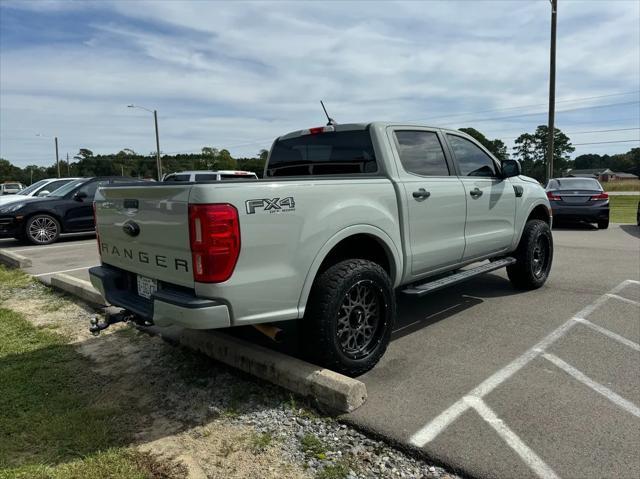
left=77, top=181, right=99, bottom=199
left=447, top=135, right=498, bottom=177
left=394, top=131, right=449, bottom=176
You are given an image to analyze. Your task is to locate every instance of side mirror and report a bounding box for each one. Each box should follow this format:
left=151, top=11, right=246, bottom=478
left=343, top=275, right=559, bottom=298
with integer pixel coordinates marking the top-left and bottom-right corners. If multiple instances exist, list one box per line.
left=74, top=191, right=88, bottom=201
left=37, top=190, right=50, bottom=197
left=501, top=159, right=521, bottom=178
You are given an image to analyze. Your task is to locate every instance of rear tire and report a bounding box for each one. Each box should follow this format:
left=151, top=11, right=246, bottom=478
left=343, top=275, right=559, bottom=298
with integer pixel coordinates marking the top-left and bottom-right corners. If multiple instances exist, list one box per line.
left=24, top=214, right=61, bottom=245
left=507, top=219, right=553, bottom=290
left=597, top=218, right=609, bottom=229
left=302, top=259, right=395, bottom=377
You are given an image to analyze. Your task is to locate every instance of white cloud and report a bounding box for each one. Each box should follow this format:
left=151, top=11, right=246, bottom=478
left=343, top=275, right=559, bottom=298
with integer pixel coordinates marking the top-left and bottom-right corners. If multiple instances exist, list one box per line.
left=1, top=0, right=638, bottom=166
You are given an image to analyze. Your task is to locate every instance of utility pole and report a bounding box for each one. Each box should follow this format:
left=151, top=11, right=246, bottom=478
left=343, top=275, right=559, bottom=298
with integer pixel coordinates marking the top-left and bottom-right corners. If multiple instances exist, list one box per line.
left=66, top=153, right=70, bottom=176
left=154, top=110, right=162, bottom=180
left=54, top=136, right=60, bottom=178
left=547, top=0, right=557, bottom=182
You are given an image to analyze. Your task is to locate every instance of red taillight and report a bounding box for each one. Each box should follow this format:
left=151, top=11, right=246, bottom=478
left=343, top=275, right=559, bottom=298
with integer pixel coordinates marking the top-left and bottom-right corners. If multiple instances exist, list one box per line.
left=590, top=192, right=609, bottom=201
left=93, top=201, right=101, bottom=258
left=189, top=204, right=240, bottom=283
left=546, top=192, right=561, bottom=201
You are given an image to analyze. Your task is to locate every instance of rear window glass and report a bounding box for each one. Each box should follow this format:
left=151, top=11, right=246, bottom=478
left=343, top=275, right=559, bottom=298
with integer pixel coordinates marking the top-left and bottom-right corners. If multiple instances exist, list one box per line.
left=266, top=130, right=377, bottom=177
left=164, top=174, right=190, bottom=182
left=220, top=174, right=255, bottom=180
left=394, top=131, right=450, bottom=176
left=195, top=174, right=219, bottom=181
left=547, top=178, right=602, bottom=190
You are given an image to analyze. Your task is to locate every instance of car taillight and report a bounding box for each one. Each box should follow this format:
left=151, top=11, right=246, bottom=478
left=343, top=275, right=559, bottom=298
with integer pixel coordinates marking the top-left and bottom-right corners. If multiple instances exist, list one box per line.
left=93, top=201, right=101, bottom=258
left=546, top=192, right=561, bottom=201
left=589, top=192, right=609, bottom=201
left=189, top=204, right=240, bottom=283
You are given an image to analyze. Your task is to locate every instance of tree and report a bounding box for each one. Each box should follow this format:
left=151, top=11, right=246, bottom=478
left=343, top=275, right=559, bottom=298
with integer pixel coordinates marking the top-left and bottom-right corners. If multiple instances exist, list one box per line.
left=512, top=125, right=574, bottom=181
left=459, top=128, right=509, bottom=161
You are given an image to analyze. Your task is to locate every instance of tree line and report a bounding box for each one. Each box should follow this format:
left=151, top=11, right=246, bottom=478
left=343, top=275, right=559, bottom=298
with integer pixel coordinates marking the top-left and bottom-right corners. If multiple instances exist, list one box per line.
left=1, top=126, right=638, bottom=185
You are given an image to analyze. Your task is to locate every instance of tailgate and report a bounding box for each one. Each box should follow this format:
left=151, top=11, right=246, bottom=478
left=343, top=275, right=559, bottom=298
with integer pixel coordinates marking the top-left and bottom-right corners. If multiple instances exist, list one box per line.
left=95, top=184, right=193, bottom=287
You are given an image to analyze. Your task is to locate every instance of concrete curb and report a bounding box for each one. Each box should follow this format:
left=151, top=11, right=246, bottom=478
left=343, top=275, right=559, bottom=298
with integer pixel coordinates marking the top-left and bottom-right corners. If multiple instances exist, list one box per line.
left=177, top=329, right=367, bottom=413
left=49, top=273, right=106, bottom=306
left=0, top=248, right=32, bottom=268
left=37, top=273, right=368, bottom=413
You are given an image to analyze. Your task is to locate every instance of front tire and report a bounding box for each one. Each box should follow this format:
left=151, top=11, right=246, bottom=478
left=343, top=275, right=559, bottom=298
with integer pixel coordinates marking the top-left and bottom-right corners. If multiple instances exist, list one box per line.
left=302, top=259, right=395, bottom=377
left=507, top=219, right=553, bottom=290
left=25, top=214, right=61, bottom=245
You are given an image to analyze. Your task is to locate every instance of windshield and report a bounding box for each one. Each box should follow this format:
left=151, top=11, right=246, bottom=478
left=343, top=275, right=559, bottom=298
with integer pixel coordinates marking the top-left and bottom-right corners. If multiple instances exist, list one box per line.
left=17, top=180, right=48, bottom=196
left=547, top=178, right=602, bottom=190
left=47, top=179, right=86, bottom=197
left=267, top=130, right=377, bottom=177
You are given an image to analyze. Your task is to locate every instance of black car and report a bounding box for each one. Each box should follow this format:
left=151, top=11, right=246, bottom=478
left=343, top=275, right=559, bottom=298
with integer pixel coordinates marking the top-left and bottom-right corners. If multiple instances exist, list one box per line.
left=0, top=177, right=145, bottom=245
left=545, top=177, right=610, bottom=229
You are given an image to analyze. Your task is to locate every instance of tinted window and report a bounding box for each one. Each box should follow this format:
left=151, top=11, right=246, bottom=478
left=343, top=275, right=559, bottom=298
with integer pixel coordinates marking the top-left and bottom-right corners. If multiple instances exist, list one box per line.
left=447, top=135, right=497, bottom=177
left=194, top=174, right=219, bottom=181
left=547, top=178, right=602, bottom=190
left=394, top=131, right=449, bottom=176
left=40, top=180, right=71, bottom=194
left=164, top=174, right=190, bottom=182
left=48, top=179, right=86, bottom=197
left=77, top=181, right=100, bottom=199
left=267, top=130, right=377, bottom=177
left=220, top=174, right=255, bottom=180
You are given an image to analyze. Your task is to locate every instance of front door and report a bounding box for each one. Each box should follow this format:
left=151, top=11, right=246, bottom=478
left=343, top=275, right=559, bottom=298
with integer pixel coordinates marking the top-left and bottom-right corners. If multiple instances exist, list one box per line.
left=445, top=133, right=516, bottom=260
left=63, top=180, right=100, bottom=231
left=390, top=128, right=467, bottom=277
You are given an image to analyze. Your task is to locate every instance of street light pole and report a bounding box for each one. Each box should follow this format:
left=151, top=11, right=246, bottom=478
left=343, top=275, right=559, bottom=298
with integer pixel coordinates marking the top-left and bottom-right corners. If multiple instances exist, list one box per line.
left=547, top=0, right=557, bottom=182
left=54, top=136, right=60, bottom=178
left=127, top=104, right=162, bottom=181
left=153, top=110, right=162, bottom=180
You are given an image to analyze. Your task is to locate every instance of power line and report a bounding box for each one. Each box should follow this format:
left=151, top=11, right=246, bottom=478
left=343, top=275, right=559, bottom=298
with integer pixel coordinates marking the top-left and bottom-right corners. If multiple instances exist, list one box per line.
left=497, top=127, right=640, bottom=140
left=572, top=139, right=639, bottom=146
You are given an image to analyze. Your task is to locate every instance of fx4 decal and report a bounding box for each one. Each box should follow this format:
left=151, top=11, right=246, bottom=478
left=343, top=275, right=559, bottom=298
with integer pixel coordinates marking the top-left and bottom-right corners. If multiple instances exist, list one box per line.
left=245, top=197, right=296, bottom=214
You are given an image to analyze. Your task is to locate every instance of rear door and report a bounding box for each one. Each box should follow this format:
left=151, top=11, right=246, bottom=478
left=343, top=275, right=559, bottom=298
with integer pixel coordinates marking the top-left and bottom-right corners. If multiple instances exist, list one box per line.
left=389, top=127, right=467, bottom=276
left=445, top=133, right=516, bottom=260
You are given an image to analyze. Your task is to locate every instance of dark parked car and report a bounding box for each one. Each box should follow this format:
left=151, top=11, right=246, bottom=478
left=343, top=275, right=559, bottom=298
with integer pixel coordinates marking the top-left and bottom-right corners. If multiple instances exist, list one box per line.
left=546, top=177, right=610, bottom=229
left=0, top=177, right=145, bottom=245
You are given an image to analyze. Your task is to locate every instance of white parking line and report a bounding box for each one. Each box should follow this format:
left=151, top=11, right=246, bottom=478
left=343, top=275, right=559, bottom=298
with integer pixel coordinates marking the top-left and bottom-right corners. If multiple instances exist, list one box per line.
left=32, top=266, right=94, bottom=278
left=574, top=317, right=640, bottom=352
left=409, top=279, right=637, bottom=479
left=12, top=241, right=96, bottom=253
left=605, top=293, right=639, bottom=307
left=465, top=396, right=561, bottom=479
left=543, top=353, right=640, bottom=418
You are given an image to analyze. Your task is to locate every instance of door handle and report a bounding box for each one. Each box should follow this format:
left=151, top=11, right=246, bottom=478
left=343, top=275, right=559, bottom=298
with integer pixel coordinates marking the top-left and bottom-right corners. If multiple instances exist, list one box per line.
left=412, top=188, right=431, bottom=200
left=469, top=187, right=483, bottom=198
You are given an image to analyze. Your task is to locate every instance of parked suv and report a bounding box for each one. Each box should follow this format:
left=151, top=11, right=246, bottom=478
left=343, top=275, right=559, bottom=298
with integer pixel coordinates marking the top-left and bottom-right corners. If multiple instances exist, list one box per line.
left=0, top=182, right=25, bottom=195
left=90, top=123, right=553, bottom=375
left=0, top=176, right=146, bottom=245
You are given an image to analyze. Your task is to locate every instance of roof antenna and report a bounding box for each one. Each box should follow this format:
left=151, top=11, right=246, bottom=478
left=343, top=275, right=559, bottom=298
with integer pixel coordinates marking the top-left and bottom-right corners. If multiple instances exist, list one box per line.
left=320, top=100, right=337, bottom=126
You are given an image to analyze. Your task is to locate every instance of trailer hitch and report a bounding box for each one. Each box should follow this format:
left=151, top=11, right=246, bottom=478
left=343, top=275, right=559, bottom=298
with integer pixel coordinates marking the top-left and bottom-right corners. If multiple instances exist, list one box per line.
left=89, top=310, right=152, bottom=336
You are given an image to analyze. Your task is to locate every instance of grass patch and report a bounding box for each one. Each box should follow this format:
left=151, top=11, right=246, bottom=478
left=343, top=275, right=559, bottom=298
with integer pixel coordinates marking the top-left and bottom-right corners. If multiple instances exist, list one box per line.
left=300, top=433, right=328, bottom=460
left=0, top=308, right=178, bottom=477
left=0, top=266, right=32, bottom=300
left=249, top=432, right=273, bottom=453
left=316, top=460, right=350, bottom=479
left=602, top=180, right=640, bottom=192
left=609, top=195, right=639, bottom=224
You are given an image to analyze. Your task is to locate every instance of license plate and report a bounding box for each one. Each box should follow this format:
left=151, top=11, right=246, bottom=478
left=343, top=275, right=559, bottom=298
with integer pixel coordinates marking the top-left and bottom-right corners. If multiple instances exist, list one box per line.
left=136, top=275, right=157, bottom=299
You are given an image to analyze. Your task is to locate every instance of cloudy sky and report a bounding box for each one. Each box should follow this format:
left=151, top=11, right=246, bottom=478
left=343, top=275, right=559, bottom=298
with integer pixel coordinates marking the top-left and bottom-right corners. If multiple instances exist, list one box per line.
left=1, top=0, right=638, bottom=168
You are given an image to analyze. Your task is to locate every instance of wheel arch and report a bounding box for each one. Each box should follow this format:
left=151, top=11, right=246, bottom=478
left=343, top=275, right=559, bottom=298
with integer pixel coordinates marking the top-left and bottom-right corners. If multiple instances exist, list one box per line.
left=22, top=210, right=64, bottom=234
left=297, top=225, right=402, bottom=317
left=512, top=201, right=552, bottom=249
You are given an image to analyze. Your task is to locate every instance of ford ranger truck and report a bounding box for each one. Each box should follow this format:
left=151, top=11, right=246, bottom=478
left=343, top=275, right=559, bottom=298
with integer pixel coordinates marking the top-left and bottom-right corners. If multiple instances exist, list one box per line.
left=89, top=123, right=553, bottom=376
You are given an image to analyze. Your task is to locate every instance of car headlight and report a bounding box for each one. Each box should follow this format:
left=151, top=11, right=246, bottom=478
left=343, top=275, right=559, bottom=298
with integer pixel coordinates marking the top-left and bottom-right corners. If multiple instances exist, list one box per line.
left=0, top=203, right=25, bottom=214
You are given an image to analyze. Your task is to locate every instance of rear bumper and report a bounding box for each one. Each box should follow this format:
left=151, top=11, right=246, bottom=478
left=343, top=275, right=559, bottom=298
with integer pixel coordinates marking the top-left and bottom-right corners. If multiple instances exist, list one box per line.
left=89, top=265, right=231, bottom=329
left=550, top=204, right=609, bottom=222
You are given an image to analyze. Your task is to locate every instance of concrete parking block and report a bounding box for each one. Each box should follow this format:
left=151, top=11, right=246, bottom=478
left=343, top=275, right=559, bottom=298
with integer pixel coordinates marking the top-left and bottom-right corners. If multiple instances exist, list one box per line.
left=0, top=248, right=32, bottom=268
left=48, top=273, right=106, bottom=306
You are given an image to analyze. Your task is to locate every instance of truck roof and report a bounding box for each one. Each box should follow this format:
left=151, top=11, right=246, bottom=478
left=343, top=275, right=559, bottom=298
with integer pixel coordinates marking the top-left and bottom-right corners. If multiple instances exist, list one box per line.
left=277, top=122, right=467, bottom=141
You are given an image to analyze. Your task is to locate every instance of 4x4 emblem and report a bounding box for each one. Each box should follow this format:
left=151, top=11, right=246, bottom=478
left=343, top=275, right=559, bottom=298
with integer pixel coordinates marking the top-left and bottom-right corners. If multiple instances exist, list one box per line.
left=245, top=197, right=295, bottom=214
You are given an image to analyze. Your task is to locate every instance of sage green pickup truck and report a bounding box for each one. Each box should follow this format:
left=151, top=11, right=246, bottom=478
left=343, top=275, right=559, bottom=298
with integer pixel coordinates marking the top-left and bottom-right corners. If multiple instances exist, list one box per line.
left=89, top=123, right=552, bottom=376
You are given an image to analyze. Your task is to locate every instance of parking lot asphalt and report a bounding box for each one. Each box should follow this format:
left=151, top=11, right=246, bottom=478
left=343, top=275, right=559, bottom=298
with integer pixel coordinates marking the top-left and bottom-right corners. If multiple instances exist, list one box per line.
left=1, top=224, right=639, bottom=479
